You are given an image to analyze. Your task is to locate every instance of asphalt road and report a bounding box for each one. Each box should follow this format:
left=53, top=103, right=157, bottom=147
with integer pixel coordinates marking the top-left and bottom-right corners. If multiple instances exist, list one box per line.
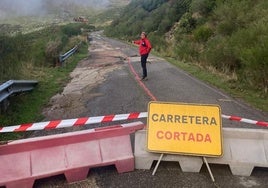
left=95, top=33, right=268, bottom=129
left=34, top=31, right=268, bottom=188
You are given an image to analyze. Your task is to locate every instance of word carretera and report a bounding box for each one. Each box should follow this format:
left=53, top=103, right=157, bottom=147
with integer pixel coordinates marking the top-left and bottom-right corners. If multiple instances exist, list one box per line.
left=151, top=113, right=218, bottom=126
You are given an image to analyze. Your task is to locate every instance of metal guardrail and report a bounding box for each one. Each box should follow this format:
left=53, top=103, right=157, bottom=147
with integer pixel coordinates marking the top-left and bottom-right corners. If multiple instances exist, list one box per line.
left=59, top=42, right=82, bottom=64
left=0, top=80, right=38, bottom=103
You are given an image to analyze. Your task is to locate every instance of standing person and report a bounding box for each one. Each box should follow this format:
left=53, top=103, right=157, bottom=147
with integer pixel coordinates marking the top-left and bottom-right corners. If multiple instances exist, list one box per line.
left=133, top=32, right=152, bottom=81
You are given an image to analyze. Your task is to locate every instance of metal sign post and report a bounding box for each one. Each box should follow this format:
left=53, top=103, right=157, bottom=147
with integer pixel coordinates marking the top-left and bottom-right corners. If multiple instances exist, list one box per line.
left=152, top=154, right=215, bottom=183
left=203, top=157, right=215, bottom=182
left=152, top=153, right=164, bottom=176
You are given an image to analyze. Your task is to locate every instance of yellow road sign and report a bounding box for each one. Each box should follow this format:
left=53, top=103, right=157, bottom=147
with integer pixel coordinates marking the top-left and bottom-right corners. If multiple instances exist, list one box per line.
left=147, top=101, right=223, bottom=157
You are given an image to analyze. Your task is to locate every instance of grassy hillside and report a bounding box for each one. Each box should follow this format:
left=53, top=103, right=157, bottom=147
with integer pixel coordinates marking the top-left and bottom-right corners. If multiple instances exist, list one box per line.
left=105, top=0, right=268, bottom=112
left=0, top=23, right=94, bottom=81
left=0, top=23, right=92, bottom=140
left=105, top=0, right=190, bottom=40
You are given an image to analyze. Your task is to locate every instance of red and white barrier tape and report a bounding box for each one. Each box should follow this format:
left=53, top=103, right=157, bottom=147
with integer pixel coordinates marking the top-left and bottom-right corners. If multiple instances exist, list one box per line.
left=0, top=112, right=148, bottom=133
left=0, top=112, right=267, bottom=133
left=221, top=114, right=268, bottom=127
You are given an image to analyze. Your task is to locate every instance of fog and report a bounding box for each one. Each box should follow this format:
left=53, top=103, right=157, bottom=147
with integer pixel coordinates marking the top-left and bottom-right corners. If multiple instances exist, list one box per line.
left=0, top=0, right=111, bottom=19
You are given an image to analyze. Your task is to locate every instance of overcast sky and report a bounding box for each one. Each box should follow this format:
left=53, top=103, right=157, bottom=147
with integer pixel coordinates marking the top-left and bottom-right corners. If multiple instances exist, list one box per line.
left=0, top=0, right=111, bottom=19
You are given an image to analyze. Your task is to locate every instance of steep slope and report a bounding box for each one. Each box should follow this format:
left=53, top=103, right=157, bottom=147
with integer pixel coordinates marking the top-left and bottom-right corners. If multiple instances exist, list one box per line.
left=105, top=0, right=268, bottom=106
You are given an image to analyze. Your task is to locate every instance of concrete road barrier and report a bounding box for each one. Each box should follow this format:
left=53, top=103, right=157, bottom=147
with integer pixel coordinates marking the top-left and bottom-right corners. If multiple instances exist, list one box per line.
left=207, top=128, right=268, bottom=176
left=135, top=130, right=203, bottom=173
left=0, top=121, right=145, bottom=188
left=135, top=128, right=268, bottom=176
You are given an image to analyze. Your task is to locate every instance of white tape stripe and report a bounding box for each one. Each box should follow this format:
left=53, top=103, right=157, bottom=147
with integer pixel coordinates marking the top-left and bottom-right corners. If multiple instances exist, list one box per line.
left=113, top=114, right=131, bottom=121
left=0, top=126, right=20, bottom=133
left=57, top=119, right=79, bottom=128
left=27, top=122, right=51, bottom=131
left=240, top=119, right=258, bottom=125
left=139, top=112, right=148, bottom=118
left=85, top=116, right=105, bottom=124
left=221, top=115, right=261, bottom=125
left=221, top=115, right=230, bottom=119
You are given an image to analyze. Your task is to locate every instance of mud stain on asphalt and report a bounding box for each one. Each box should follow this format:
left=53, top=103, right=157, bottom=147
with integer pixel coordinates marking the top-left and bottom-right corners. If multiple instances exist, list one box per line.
left=42, top=40, right=126, bottom=121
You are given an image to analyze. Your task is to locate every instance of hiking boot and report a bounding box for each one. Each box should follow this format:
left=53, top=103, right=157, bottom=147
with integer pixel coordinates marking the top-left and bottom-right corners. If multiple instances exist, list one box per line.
left=140, top=77, right=148, bottom=81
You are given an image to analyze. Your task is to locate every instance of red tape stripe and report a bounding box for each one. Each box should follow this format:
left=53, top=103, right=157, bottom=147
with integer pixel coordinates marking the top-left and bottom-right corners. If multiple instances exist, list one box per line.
left=45, top=120, right=61, bottom=130
left=229, top=116, right=242, bottom=121
left=102, top=115, right=115, bottom=122
left=128, top=112, right=140, bottom=119
left=74, top=118, right=89, bottom=126
left=256, top=121, right=268, bottom=127
left=15, top=124, right=33, bottom=132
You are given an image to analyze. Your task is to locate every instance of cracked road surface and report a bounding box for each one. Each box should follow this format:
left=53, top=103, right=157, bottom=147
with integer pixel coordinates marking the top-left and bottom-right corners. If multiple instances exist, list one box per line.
left=34, top=31, right=268, bottom=188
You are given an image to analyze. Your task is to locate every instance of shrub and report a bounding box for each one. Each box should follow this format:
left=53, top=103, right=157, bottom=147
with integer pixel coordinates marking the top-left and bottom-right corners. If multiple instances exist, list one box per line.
left=193, top=25, right=213, bottom=42
left=201, top=36, right=240, bottom=72
left=230, top=22, right=268, bottom=93
left=148, top=32, right=167, bottom=53
left=190, top=0, right=216, bottom=16
left=45, top=39, right=62, bottom=66
left=61, top=23, right=83, bottom=37
left=178, top=12, right=196, bottom=34
left=213, top=0, right=256, bottom=36
left=174, top=37, right=199, bottom=62
left=0, top=35, right=26, bottom=81
left=217, top=21, right=236, bottom=36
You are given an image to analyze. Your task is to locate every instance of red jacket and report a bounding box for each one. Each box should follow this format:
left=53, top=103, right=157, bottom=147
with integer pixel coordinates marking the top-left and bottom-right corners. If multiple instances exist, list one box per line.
left=134, top=38, right=152, bottom=55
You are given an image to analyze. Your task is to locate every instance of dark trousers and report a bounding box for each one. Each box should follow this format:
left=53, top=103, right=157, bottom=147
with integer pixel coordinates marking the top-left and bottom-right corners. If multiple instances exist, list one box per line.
left=141, top=54, right=148, bottom=78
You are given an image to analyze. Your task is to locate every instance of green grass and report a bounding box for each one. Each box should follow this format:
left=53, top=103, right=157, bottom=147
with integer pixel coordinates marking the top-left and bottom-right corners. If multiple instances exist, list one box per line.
left=165, top=56, right=268, bottom=113
left=0, top=42, right=89, bottom=141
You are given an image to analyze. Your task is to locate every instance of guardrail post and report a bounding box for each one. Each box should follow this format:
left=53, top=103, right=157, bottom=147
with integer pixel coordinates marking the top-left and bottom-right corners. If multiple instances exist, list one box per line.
left=0, top=99, right=9, bottom=114
left=0, top=80, right=38, bottom=113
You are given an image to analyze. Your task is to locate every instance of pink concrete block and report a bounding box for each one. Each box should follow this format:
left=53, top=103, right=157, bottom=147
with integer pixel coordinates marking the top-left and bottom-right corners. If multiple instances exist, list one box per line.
left=100, top=135, right=134, bottom=173
left=0, top=121, right=145, bottom=188
left=100, top=135, right=133, bottom=162
left=64, top=167, right=90, bottom=182
left=31, top=146, right=67, bottom=176
left=4, top=179, right=34, bottom=188
left=115, top=158, right=135, bottom=173
left=66, top=140, right=101, bottom=168
left=0, top=152, right=31, bottom=182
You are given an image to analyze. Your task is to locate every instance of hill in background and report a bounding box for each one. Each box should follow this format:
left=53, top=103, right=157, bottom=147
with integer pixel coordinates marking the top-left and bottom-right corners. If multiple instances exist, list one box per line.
left=0, top=0, right=126, bottom=19
left=105, top=0, right=268, bottom=104
left=0, top=0, right=129, bottom=34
